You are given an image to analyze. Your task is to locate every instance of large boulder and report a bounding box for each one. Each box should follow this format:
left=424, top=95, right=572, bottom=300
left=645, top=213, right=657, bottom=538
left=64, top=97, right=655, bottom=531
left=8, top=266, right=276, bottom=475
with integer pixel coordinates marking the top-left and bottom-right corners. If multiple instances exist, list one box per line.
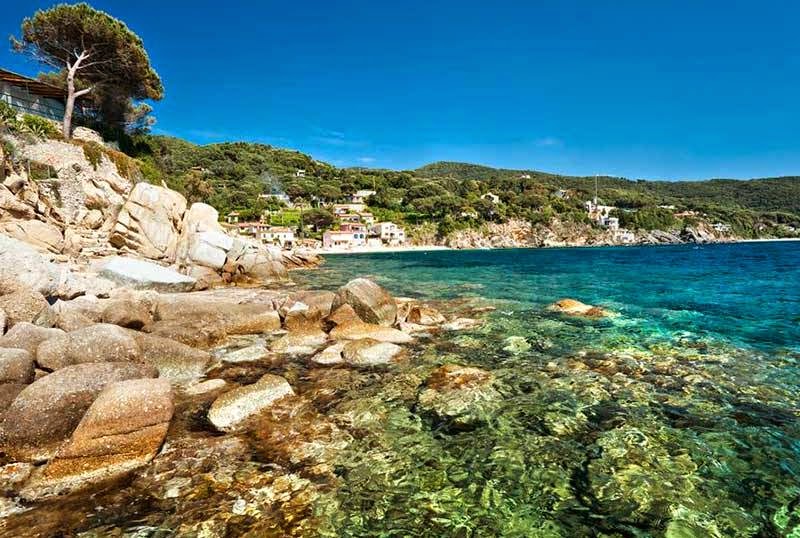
left=0, top=362, right=158, bottom=461
left=331, top=278, right=397, bottom=326
left=329, top=320, right=413, bottom=344
left=155, top=299, right=281, bottom=335
left=101, top=298, right=153, bottom=329
left=36, top=324, right=141, bottom=371
left=131, top=332, right=211, bottom=382
left=185, top=231, right=232, bottom=270
left=281, top=290, right=335, bottom=332
left=110, top=182, right=187, bottom=260
left=0, top=219, right=63, bottom=253
left=0, top=185, right=34, bottom=219
left=0, top=285, right=48, bottom=327
left=0, top=323, right=64, bottom=355
left=0, top=349, right=35, bottom=384
left=99, top=257, right=196, bottom=293
left=207, top=374, right=294, bottom=432
left=0, top=234, right=65, bottom=296
left=21, top=378, right=173, bottom=500
left=223, top=238, right=288, bottom=284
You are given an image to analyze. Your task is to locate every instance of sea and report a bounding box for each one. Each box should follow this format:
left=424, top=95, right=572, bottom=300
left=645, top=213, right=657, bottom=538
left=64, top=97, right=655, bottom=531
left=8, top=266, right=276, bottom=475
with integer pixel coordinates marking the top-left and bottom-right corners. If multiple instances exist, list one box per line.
left=294, top=242, right=800, bottom=537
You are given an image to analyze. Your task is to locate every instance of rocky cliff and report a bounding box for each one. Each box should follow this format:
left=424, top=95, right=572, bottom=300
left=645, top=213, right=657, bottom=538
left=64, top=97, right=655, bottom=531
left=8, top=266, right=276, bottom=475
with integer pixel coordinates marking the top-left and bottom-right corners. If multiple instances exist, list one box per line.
left=0, top=131, right=317, bottom=290
left=425, top=218, right=732, bottom=250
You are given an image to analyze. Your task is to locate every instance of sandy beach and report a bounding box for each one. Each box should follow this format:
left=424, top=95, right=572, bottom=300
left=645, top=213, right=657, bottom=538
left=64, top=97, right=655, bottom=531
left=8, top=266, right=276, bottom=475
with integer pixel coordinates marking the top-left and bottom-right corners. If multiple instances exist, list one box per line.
left=312, top=244, right=452, bottom=255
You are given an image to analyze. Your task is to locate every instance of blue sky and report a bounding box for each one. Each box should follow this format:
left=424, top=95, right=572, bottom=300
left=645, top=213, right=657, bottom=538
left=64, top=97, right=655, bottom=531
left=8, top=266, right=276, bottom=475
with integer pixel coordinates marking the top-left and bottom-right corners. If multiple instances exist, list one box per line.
left=3, top=0, right=799, bottom=180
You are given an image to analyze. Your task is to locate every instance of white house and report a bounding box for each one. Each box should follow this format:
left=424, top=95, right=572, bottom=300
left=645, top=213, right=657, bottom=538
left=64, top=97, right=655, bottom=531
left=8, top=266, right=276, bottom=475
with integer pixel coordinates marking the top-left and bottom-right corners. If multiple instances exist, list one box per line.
left=585, top=200, right=618, bottom=228
left=225, top=211, right=240, bottom=224
left=295, top=169, right=306, bottom=178
left=370, top=222, right=406, bottom=245
left=481, top=192, right=501, bottom=204
left=332, top=203, right=366, bottom=215
left=323, top=229, right=367, bottom=249
left=260, top=226, right=295, bottom=248
left=712, top=223, right=732, bottom=233
left=350, top=189, right=376, bottom=204
left=259, top=193, right=292, bottom=207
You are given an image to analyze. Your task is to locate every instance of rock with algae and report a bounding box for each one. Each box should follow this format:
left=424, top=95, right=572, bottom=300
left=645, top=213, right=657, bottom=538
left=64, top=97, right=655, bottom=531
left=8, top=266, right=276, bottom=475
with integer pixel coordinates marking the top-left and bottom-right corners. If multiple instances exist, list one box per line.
left=417, top=364, right=502, bottom=428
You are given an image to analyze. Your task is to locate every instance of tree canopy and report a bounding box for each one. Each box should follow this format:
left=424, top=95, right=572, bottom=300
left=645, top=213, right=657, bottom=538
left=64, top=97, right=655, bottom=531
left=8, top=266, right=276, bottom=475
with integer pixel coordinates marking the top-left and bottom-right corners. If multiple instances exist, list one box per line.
left=11, top=2, right=163, bottom=137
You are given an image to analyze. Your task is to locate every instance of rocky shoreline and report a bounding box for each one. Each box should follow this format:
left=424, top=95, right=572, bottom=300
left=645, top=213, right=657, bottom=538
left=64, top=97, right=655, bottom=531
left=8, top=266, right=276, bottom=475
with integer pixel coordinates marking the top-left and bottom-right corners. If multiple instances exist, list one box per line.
left=0, top=259, right=505, bottom=535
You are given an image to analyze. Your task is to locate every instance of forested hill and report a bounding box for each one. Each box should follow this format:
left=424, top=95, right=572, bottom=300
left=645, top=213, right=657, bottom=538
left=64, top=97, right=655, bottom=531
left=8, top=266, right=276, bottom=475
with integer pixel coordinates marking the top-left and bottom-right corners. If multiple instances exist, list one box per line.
left=124, top=135, right=800, bottom=237
left=417, top=161, right=800, bottom=215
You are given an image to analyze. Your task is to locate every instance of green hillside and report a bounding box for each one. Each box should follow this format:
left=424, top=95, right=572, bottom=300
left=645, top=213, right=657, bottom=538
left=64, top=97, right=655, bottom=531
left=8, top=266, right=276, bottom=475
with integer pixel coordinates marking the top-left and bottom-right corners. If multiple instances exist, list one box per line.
left=123, top=135, right=800, bottom=238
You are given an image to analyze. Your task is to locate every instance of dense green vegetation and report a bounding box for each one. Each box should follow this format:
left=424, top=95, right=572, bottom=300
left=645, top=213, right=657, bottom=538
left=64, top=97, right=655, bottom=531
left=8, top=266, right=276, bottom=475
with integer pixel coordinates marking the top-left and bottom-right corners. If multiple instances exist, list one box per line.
left=122, top=135, right=800, bottom=238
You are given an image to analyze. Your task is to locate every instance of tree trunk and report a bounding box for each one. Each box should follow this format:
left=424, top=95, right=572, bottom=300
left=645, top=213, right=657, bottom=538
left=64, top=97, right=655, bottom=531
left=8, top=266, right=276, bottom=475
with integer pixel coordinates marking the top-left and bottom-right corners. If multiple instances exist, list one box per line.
left=63, top=72, right=76, bottom=140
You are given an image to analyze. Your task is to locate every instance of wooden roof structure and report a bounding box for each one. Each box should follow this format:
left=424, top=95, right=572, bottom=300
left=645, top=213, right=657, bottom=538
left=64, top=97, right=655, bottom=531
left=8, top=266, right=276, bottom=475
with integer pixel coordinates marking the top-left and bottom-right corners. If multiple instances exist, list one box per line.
left=0, top=68, right=67, bottom=101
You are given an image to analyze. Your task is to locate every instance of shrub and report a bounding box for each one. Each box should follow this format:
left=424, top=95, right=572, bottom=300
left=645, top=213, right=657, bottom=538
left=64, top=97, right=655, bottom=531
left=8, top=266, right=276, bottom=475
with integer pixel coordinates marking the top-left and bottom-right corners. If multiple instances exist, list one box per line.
left=20, top=114, right=61, bottom=139
left=81, top=140, right=104, bottom=169
left=0, top=101, right=18, bottom=127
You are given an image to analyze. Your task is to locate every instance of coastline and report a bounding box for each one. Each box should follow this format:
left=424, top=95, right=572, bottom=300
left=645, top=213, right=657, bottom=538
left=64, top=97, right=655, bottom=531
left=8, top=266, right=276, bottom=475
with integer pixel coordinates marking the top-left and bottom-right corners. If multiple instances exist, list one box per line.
left=306, top=236, right=800, bottom=256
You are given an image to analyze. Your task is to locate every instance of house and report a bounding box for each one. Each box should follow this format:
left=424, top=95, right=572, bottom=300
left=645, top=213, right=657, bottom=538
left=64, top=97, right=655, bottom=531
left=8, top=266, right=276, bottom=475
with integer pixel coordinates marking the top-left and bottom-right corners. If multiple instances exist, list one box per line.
left=295, top=169, right=306, bottom=178
left=235, top=221, right=269, bottom=237
left=259, top=193, right=292, bottom=207
left=481, top=192, right=501, bottom=204
left=340, top=222, right=367, bottom=235
left=338, top=213, right=362, bottom=224
left=553, top=189, right=569, bottom=199
left=370, top=222, right=406, bottom=245
left=359, top=212, right=375, bottom=225
left=350, top=189, right=376, bottom=204
left=585, top=200, right=618, bottom=228
left=225, top=211, right=241, bottom=224
left=260, top=226, right=295, bottom=248
left=712, top=223, right=732, bottom=233
left=0, top=67, right=89, bottom=121
left=322, top=229, right=367, bottom=249
left=332, top=203, right=366, bottom=215
left=519, top=174, right=532, bottom=179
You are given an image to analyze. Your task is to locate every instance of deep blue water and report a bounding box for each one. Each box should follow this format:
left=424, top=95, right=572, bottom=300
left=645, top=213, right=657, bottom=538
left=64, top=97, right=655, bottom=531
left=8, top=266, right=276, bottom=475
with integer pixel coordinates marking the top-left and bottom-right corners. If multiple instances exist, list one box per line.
left=299, top=242, right=800, bottom=353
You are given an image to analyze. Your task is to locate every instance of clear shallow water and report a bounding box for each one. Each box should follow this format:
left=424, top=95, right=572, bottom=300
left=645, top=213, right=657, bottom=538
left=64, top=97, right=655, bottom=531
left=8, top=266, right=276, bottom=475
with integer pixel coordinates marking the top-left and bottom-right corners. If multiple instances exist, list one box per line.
left=296, top=242, right=800, bottom=537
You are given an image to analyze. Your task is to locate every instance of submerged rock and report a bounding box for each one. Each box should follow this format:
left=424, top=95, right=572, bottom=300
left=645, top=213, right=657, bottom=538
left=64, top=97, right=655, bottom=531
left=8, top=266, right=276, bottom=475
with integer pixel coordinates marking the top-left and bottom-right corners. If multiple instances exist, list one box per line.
left=342, top=338, right=404, bottom=367
left=418, top=364, right=501, bottom=427
left=310, top=342, right=347, bottom=366
left=221, top=343, right=270, bottom=364
left=548, top=298, right=613, bottom=318
left=208, top=373, right=295, bottom=432
left=329, top=320, right=412, bottom=344
left=441, top=317, right=483, bottom=331
left=21, top=378, right=173, bottom=500
left=407, top=305, right=446, bottom=326
left=270, top=330, right=328, bottom=356
left=502, top=336, right=531, bottom=354
left=331, top=278, right=397, bottom=326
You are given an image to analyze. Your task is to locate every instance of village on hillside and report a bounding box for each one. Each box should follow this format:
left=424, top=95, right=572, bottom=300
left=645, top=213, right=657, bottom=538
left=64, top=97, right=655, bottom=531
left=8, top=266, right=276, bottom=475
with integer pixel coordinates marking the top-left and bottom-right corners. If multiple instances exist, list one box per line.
left=222, top=183, right=406, bottom=252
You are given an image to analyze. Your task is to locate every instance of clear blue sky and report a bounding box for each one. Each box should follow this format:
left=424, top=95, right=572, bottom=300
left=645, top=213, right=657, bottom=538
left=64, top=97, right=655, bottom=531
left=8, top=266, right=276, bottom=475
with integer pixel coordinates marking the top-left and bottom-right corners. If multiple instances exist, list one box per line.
left=3, top=0, right=799, bottom=180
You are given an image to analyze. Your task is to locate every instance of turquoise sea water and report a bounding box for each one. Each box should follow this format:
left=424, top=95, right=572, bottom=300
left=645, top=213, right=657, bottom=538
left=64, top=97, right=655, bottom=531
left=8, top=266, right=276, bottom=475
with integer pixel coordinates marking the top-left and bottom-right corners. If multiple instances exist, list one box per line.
left=297, top=242, right=800, bottom=537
